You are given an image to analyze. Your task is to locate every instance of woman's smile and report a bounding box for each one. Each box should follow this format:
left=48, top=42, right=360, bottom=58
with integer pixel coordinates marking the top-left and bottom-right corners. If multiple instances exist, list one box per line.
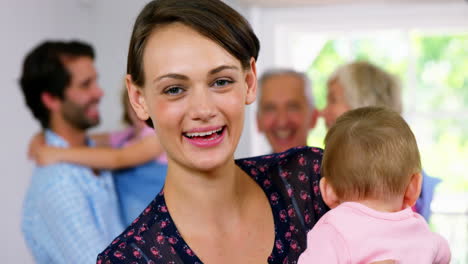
left=128, top=22, right=257, bottom=172
left=183, top=125, right=226, bottom=148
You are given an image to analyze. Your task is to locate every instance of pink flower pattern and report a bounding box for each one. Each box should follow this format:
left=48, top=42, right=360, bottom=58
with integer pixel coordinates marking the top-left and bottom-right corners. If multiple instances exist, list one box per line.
left=97, top=147, right=328, bottom=264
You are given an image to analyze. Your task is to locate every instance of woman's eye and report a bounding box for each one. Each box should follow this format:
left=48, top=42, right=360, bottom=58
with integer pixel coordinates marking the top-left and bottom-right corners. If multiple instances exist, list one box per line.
left=164, top=86, right=184, bottom=95
left=213, top=79, right=233, bottom=87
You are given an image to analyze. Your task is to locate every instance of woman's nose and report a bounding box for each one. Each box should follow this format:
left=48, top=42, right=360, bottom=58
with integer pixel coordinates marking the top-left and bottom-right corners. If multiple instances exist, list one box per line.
left=188, top=87, right=217, bottom=122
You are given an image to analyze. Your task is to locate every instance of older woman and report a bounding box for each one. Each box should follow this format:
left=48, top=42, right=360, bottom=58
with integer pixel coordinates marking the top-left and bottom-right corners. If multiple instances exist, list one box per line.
left=322, top=61, right=402, bottom=128
left=322, top=61, right=440, bottom=222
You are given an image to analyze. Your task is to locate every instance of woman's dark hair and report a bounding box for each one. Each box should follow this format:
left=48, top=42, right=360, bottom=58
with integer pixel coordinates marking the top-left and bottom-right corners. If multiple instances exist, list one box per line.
left=19, top=41, right=95, bottom=128
left=121, top=86, right=132, bottom=126
left=127, top=0, right=260, bottom=88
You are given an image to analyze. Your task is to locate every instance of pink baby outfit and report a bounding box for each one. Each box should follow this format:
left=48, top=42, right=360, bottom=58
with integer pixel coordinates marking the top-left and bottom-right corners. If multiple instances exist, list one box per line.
left=298, top=202, right=451, bottom=264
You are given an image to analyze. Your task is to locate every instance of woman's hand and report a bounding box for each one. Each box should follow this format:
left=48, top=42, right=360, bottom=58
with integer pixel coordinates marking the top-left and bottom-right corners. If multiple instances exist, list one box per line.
left=370, top=260, right=397, bottom=264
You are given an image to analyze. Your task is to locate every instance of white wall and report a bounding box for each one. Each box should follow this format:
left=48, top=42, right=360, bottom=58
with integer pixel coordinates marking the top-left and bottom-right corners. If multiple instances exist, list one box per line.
left=0, top=0, right=95, bottom=262
left=92, top=0, right=150, bottom=133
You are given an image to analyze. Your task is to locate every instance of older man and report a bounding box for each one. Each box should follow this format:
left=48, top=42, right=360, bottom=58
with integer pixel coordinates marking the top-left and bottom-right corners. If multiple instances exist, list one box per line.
left=257, top=69, right=318, bottom=153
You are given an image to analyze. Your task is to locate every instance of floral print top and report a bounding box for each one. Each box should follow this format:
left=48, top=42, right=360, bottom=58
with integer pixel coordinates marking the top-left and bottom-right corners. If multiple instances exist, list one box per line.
left=97, top=146, right=329, bottom=264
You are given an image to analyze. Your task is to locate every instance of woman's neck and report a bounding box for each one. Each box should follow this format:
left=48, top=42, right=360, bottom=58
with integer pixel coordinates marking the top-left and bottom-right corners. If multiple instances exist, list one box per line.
left=132, top=120, right=148, bottom=138
left=133, top=123, right=144, bottom=137
left=166, top=159, right=247, bottom=206
left=164, top=158, right=255, bottom=230
left=163, top=157, right=275, bottom=264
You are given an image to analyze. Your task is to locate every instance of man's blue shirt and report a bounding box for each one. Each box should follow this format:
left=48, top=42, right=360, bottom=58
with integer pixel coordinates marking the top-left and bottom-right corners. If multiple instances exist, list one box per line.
left=22, top=130, right=124, bottom=264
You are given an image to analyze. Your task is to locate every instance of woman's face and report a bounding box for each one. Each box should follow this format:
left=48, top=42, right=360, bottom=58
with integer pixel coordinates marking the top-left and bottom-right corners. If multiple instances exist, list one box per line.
left=321, top=79, right=351, bottom=129
left=128, top=23, right=257, bottom=172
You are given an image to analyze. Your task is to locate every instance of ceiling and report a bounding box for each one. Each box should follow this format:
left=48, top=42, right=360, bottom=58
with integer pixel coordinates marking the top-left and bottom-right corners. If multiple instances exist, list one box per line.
left=237, top=0, right=466, bottom=8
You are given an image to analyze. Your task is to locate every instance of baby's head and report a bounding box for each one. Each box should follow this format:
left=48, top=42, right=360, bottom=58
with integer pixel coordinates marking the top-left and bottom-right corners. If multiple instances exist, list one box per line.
left=321, top=106, right=422, bottom=210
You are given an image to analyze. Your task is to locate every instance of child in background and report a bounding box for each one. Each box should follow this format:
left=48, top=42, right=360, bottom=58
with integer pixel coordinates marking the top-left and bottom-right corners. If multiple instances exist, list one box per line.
left=298, top=106, right=450, bottom=264
left=29, top=88, right=167, bottom=225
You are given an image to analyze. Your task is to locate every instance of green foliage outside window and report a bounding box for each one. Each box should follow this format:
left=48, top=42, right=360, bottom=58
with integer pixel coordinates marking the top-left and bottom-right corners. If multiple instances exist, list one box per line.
left=306, top=32, right=468, bottom=194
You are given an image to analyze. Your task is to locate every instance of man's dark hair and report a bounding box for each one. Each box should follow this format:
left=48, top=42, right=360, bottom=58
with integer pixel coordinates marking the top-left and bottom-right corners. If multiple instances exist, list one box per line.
left=19, top=40, right=95, bottom=128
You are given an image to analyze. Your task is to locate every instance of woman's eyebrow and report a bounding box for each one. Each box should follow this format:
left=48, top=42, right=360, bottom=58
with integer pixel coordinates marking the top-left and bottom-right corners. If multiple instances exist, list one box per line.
left=153, top=65, right=239, bottom=83
left=153, top=73, right=189, bottom=83
left=209, top=65, right=239, bottom=75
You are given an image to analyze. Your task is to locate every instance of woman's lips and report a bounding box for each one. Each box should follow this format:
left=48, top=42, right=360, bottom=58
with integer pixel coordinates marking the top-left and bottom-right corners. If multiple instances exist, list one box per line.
left=183, top=126, right=226, bottom=148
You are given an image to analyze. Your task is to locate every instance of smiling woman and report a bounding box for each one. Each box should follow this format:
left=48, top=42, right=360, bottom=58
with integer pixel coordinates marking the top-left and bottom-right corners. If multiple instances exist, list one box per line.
left=138, top=25, right=255, bottom=172
left=96, top=0, right=330, bottom=263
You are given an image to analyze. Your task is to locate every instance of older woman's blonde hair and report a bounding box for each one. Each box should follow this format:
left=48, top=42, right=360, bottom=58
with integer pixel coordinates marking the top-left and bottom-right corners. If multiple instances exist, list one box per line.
left=328, top=61, right=402, bottom=113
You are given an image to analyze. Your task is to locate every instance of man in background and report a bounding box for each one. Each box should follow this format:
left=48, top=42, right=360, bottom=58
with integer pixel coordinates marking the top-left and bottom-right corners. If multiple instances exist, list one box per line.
left=257, top=69, right=318, bottom=153
left=19, top=40, right=123, bottom=263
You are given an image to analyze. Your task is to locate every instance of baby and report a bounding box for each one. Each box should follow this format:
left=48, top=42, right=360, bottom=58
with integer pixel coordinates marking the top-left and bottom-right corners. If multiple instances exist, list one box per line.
left=299, top=106, right=451, bottom=263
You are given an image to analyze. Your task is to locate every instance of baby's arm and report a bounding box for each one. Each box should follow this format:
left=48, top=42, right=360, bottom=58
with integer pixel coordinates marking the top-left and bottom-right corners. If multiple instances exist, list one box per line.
left=298, top=221, right=349, bottom=264
left=34, top=134, right=164, bottom=170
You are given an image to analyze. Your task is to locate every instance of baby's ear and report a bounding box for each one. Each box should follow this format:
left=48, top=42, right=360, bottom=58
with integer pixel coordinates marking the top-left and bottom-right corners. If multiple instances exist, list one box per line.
left=320, top=178, right=340, bottom=209
left=403, top=172, right=422, bottom=208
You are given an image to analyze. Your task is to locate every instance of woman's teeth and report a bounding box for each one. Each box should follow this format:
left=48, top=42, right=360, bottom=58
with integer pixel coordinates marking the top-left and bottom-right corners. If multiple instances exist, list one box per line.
left=185, top=127, right=223, bottom=138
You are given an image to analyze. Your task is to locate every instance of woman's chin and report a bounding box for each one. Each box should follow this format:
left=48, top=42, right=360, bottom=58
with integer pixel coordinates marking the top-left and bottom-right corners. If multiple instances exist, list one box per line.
left=189, top=155, right=232, bottom=173
left=180, top=134, right=236, bottom=172
left=179, top=147, right=233, bottom=173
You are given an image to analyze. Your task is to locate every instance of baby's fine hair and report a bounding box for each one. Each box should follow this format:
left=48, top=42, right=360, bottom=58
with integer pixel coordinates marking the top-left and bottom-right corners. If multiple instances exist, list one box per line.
left=322, top=106, right=421, bottom=201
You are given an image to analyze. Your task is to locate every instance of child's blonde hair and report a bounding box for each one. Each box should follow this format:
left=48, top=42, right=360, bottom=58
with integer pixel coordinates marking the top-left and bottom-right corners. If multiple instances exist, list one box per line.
left=322, top=106, right=421, bottom=201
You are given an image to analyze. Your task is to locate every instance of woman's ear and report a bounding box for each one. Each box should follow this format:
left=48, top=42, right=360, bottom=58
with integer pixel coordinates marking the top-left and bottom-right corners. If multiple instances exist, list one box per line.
left=126, top=75, right=150, bottom=121
left=320, top=177, right=340, bottom=209
left=245, top=57, right=257, bottom=105
left=403, top=172, right=422, bottom=208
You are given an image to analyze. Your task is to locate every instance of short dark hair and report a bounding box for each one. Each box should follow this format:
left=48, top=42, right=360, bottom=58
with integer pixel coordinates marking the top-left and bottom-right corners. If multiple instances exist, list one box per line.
left=128, top=0, right=260, bottom=87
left=121, top=86, right=132, bottom=126
left=128, top=0, right=260, bottom=127
left=19, top=40, right=95, bottom=128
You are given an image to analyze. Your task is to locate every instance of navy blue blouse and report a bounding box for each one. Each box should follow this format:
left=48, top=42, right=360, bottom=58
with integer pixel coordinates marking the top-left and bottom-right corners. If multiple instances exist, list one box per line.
left=97, top=146, right=329, bottom=264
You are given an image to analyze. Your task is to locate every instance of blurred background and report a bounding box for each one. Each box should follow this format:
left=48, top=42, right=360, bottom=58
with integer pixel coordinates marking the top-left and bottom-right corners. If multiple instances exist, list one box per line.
left=1, top=0, right=467, bottom=262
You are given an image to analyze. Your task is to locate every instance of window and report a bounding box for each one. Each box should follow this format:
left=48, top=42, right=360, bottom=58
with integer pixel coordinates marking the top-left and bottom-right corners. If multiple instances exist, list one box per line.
left=297, top=30, right=468, bottom=264
left=250, top=4, right=468, bottom=261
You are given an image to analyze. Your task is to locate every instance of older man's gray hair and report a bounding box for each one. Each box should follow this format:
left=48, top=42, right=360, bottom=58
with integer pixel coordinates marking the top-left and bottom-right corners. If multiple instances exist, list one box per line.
left=258, top=69, right=315, bottom=109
